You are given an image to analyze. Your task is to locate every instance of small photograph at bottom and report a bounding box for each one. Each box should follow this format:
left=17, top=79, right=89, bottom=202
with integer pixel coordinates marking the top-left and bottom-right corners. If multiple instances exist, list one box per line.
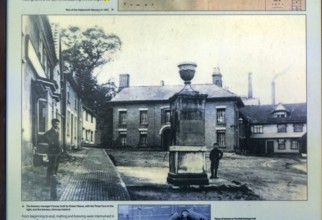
left=118, top=204, right=210, bottom=220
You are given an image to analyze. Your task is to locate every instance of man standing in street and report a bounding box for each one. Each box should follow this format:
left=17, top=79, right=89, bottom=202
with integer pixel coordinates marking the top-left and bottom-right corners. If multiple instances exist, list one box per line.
left=43, top=118, right=61, bottom=185
left=209, top=143, right=223, bottom=179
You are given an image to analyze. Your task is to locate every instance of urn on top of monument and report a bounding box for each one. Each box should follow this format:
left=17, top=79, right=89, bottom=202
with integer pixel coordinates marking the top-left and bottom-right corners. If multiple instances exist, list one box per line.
left=178, top=62, right=197, bottom=84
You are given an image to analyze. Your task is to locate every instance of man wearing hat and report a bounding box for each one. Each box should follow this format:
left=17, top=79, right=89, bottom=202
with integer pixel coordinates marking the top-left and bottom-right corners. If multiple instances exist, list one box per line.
left=43, top=118, right=61, bottom=184
left=209, top=143, right=223, bottom=179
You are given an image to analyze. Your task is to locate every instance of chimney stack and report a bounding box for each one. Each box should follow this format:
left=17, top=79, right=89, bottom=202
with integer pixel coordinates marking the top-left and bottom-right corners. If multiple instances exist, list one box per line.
left=272, top=81, right=276, bottom=105
left=212, top=67, right=222, bottom=87
left=119, top=74, right=130, bottom=90
left=248, top=72, right=253, bottom=98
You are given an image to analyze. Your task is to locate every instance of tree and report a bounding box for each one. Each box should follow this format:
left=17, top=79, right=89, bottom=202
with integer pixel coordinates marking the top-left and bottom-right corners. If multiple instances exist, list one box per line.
left=62, top=26, right=121, bottom=74
left=93, top=80, right=118, bottom=146
left=61, top=26, right=121, bottom=146
left=61, top=26, right=121, bottom=105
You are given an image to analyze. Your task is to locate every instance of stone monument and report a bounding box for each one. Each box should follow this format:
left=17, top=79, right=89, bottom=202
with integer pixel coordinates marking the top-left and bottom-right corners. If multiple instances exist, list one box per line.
left=167, top=62, right=209, bottom=186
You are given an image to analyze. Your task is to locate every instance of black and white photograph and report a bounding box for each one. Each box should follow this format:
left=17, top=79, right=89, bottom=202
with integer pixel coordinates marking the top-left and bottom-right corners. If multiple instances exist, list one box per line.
left=118, top=205, right=210, bottom=220
left=21, top=15, right=307, bottom=201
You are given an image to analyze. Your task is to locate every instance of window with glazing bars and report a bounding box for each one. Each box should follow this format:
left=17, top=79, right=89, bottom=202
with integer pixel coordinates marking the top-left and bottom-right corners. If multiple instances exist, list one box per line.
left=140, top=111, right=148, bottom=125
left=119, top=131, right=127, bottom=146
left=216, top=130, right=226, bottom=147
left=291, top=140, right=299, bottom=149
left=278, top=139, right=286, bottom=150
left=216, top=108, right=226, bottom=124
left=38, top=99, right=47, bottom=133
left=252, top=125, right=263, bottom=133
left=139, top=131, right=148, bottom=146
left=277, top=124, right=287, bottom=133
left=161, top=109, right=171, bottom=124
left=119, top=111, right=127, bottom=125
left=293, top=123, right=303, bottom=132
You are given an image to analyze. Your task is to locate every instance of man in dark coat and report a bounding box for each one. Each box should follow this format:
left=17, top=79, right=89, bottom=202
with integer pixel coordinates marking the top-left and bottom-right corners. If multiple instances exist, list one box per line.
left=43, top=118, right=61, bottom=184
left=209, top=143, right=223, bottom=179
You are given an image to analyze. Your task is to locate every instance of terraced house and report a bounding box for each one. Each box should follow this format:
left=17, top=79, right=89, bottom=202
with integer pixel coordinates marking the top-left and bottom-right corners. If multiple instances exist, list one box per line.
left=22, top=15, right=98, bottom=165
left=82, top=105, right=97, bottom=145
left=22, top=15, right=62, bottom=164
left=62, top=72, right=82, bottom=151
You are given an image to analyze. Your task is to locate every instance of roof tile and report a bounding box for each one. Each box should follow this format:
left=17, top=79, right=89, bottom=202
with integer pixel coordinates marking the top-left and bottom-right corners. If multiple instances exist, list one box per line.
left=110, top=84, right=238, bottom=102
left=240, top=103, right=307, bottom=124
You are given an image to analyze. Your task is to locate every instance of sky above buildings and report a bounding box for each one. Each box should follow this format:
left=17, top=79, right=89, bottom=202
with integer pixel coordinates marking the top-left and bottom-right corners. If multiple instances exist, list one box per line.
left=49, top=15, right=306, bottom=105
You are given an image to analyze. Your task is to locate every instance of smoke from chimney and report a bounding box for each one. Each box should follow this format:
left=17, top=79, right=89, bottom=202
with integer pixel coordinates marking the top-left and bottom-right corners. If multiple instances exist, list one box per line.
left=271, top=66, right=291, bottom=104
left=248, top=72, right=253, bottom=99
left=272, top=81, right=276, bottom=105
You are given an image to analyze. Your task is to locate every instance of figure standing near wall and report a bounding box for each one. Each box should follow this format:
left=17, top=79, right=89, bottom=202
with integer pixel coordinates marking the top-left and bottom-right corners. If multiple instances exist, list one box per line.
left=43, top=119, right=61, bottom=185
left=209, top=143, right=223, bottom=179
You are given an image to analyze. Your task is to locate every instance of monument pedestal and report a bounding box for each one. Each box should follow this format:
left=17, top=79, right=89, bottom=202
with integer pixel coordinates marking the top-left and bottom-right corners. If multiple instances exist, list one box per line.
left=167, top=62, right=209, bottom=186
left=167, top=146, right=209, bottom=186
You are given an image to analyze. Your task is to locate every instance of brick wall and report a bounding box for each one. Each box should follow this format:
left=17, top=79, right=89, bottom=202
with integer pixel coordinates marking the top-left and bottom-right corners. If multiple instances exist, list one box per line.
left=112, top=99, right=239, bottom=151
left=112, top=102, right=169, bottom=149
left=205, top=101, right=238, bottom=151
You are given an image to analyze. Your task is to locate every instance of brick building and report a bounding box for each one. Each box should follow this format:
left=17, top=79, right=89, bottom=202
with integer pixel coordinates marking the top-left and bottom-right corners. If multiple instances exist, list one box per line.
left=109, top=69, right=244, bottom=151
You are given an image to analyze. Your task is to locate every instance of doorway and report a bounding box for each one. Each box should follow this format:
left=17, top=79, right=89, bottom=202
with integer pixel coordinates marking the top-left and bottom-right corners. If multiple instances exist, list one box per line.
left=161, top=128, right=171, bottom=151
left=266, top=140, right=274, bottom=154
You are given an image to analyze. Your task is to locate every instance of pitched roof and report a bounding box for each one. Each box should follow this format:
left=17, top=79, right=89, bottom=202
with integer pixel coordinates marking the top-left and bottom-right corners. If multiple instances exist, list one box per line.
left=274, top=103, right=290, bottom=112
left=110, top=84, right=239, bottom=102
left=82, top=105, right=96, bottom=117
left=66, top=73, right=80, bottom=94
left=241, top=97, right=261, bottom=106
left=240, top=103, right=307, bottom=124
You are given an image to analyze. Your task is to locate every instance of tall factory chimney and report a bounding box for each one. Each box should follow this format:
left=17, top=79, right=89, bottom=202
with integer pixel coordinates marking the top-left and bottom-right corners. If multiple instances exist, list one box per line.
left=248, top=72, right=253, bottom=99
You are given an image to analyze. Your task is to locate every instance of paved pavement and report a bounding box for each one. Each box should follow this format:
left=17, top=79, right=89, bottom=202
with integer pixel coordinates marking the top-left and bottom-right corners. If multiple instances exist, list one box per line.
left=60, top=148, right=130, bottom=201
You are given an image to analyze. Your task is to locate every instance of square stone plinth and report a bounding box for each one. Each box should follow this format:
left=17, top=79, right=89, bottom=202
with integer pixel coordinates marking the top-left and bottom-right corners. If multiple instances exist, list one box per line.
left=167, top=146, right=209, bottom=186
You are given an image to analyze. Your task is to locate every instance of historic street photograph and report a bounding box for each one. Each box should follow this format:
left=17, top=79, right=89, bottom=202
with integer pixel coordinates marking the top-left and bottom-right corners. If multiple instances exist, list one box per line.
left=21, top=15, right=307, bottom=201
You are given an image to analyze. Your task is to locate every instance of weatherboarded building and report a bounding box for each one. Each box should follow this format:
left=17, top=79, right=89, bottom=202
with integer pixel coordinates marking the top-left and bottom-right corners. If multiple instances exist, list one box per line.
left=239, top=103, right=307, bottom=155
left=109, top=73, right=244, bottom=151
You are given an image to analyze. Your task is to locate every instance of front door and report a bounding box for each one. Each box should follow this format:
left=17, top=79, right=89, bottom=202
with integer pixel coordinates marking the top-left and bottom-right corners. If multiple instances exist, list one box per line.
left=266, top=141, right=274, bottom=154
left=161, top=129, right=171, bottom=151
